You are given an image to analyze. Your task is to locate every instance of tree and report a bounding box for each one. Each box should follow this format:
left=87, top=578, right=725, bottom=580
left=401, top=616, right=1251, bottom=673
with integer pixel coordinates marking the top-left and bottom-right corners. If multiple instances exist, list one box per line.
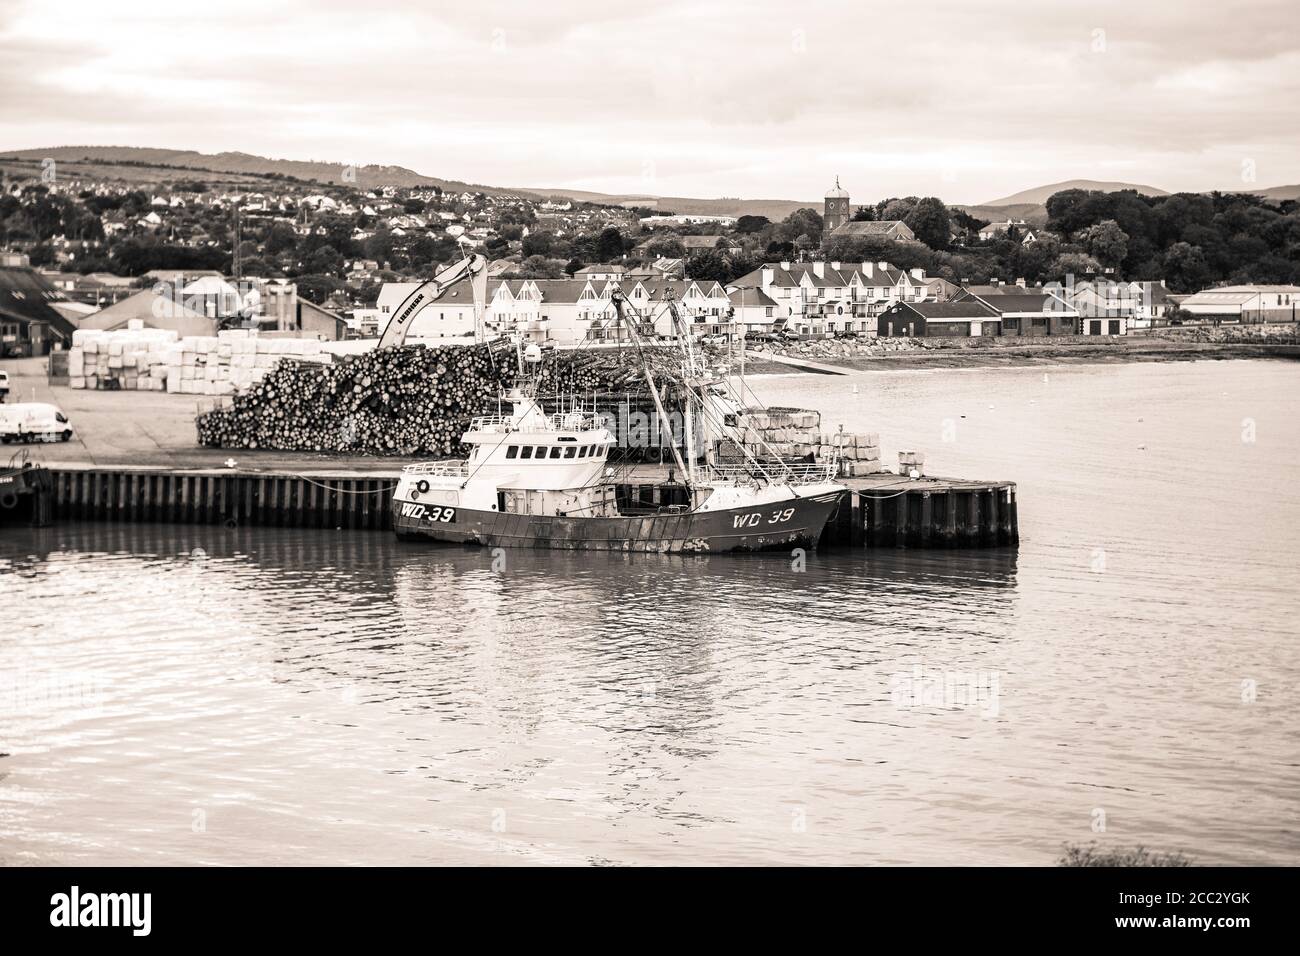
left=1161, top=242, right=1213, bottom=293
left=1080, top=219, right=1129, bottom=270
left=685, top=250, right=729, bottom=282
left=904, top=197, right=951, bottom=250
left=265, top=221, right=297, bottom=255
left=641, top=236, right=685, bottom=259
left=522, top=231, right=555, bottom=257
left=879, top=197, right=919, bottom=222
left=304, top=244, right=344, bottom=276
left=295, top=274, right=343, bottom=305
left=778, top=208, right=824, bottom=247
left=735, top=215, right=770, bottom=234
left=513, top=255, right=566, bottom=279
left=1048, top=252, right=1103, bottom=277
left=594, top=227, right=626, bottom=262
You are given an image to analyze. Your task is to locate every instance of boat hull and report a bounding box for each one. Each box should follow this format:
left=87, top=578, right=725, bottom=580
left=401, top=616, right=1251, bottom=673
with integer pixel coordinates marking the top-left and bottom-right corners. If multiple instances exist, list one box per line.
left=392, top=490, right=844, bottom=553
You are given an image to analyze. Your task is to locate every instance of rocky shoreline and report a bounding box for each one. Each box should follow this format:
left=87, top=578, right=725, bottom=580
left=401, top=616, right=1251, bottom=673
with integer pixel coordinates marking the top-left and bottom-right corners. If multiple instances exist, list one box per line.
left=732, top=324, right=1300, bottom=373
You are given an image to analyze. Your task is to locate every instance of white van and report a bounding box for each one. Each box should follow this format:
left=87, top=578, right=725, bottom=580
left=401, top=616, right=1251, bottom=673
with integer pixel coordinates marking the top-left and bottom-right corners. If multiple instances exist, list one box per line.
left=0, top=402, right=73, bottom=443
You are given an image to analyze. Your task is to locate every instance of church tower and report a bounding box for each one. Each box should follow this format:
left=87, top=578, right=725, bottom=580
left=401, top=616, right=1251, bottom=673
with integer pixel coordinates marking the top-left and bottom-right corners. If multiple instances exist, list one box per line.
left=824, top=176, right=850, bottom=234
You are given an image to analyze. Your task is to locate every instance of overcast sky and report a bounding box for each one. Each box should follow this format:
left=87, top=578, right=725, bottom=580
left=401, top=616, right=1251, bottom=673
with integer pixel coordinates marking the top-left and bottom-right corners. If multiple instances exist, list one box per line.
left=2, top=0, right=1298, bottom=204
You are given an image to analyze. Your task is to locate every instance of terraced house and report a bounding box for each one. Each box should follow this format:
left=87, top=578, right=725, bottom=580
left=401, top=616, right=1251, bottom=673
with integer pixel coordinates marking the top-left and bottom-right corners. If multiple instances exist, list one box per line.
left=729, top=260, right=935, bottom=337
left=374, top=274, right=731, bottom=346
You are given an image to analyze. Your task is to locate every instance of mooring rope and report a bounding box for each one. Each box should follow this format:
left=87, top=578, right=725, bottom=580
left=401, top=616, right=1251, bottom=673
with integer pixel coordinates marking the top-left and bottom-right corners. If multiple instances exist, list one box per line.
left=292, top=475, right=398, bottom=493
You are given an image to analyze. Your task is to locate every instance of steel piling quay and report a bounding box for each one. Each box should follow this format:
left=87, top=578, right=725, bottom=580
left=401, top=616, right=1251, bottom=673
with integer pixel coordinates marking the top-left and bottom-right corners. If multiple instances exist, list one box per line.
left=24, top=464, right=1017, bottom=548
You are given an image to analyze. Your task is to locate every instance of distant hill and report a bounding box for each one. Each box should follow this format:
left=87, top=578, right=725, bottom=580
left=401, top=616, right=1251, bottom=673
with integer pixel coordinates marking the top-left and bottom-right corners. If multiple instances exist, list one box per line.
left=6, top=147, right=1293, bottom=224
left=1, top=146, right=814, bottom=220
left=952, top=202, right=1051, bottom=227
left=1223, top=183, right=1300, bottom=202
left=982, top=180, right=1171, bottom=206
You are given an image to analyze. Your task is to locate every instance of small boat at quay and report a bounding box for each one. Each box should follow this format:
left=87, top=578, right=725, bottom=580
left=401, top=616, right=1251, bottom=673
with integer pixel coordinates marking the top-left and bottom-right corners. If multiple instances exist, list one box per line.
left=391, top=288, right=846, bottom=554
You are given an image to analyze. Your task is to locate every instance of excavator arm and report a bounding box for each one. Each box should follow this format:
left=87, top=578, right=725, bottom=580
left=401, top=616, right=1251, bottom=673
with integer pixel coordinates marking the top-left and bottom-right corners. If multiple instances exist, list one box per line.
left=377, top=253, right=489, bottom=349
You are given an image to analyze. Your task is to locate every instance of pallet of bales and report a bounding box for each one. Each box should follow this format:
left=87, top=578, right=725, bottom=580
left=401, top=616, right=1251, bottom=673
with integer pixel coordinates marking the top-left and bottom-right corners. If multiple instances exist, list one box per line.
left=819, top=431, right=884, bottom=478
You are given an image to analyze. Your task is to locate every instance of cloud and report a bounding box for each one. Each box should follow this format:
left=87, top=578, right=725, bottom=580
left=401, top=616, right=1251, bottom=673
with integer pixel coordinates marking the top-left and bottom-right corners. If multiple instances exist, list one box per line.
left=1, top=0, right=1297, bottom=203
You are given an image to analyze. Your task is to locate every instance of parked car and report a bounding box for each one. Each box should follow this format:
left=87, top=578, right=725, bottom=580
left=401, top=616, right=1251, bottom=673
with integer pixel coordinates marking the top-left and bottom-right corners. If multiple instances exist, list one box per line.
left=745, top=332, right=778, bottom=343
left=0, top=370, right=9, bottom=403
left=0, top=402, right=73, bottom=443
left=699, top=333, right=729, bottom=345
left=775, top=328, right=800, bottom=342
left=833, top=330, right=860, bottom=340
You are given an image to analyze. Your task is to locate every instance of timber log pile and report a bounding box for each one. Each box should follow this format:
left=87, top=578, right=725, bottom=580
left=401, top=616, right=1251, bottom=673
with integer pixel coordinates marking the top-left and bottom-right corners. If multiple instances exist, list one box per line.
left=195, top=344, right=683, bottom=456
left=529, top=346, right=690, bottom=395
left=196, top=344, right=507, bottom=456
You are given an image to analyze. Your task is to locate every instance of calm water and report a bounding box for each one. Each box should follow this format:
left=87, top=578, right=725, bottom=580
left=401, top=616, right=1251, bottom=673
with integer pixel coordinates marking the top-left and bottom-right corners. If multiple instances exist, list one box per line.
left=2, top=359, right=1298, bottom=866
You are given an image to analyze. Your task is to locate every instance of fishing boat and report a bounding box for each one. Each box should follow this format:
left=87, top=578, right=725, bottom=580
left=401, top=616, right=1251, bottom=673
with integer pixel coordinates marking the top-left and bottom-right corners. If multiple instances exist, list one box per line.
left=391, top=391, right=843, bottom=553
left=391, top=292, right=846, bottom=553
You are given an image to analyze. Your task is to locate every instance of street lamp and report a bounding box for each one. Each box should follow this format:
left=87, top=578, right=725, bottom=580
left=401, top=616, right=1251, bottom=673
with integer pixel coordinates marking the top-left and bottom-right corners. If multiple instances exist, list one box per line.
left=731, top=283, right=758, bottom=383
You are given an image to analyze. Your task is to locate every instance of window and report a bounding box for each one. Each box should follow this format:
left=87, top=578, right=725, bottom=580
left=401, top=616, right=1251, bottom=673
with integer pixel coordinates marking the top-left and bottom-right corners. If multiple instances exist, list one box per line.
left=520, top=446, right=533, bottom=459
left=506, top=446, right=518, bottom=459
left=578, top=446, right=588, bottom=458
left=549, top=447, right=562, bottom=459
left=564, top=447, right=576, bottom=458
left=535, top=446, right=546, bottom=458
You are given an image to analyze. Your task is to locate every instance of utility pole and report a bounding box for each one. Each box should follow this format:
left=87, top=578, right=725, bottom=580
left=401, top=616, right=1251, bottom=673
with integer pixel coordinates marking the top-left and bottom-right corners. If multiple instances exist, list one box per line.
left=232, top=203, right=242, bottom=280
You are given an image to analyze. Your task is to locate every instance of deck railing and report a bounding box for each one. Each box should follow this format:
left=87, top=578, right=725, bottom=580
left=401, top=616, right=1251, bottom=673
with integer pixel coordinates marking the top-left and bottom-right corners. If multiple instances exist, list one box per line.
left=708, top=459, right=839, bottom=486
left=468, top=413, right=603, bottom=433
left=401, top=461, right=471, bottom=477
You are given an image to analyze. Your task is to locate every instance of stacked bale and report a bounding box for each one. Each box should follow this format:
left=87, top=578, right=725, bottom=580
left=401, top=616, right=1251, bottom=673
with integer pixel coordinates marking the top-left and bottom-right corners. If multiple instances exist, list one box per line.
left=731, top=407, right=821, bottom=459
left=69, top=328, right=179, bottom=391
left=166, top=331, right=329, bottom=395
left=898, top=450, right=926, bottom=477
left=69, top=328, right=329, bottom=395
left=820, top=431, right=883, bottom=477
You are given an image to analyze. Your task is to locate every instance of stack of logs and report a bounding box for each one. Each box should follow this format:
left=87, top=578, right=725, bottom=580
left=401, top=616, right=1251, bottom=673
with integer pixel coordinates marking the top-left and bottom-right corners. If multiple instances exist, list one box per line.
left=196, top=344, right=508, bottom=456
left=195, top=344, right=680, bottom=457
left=529, top=346, right=689, bottom=396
